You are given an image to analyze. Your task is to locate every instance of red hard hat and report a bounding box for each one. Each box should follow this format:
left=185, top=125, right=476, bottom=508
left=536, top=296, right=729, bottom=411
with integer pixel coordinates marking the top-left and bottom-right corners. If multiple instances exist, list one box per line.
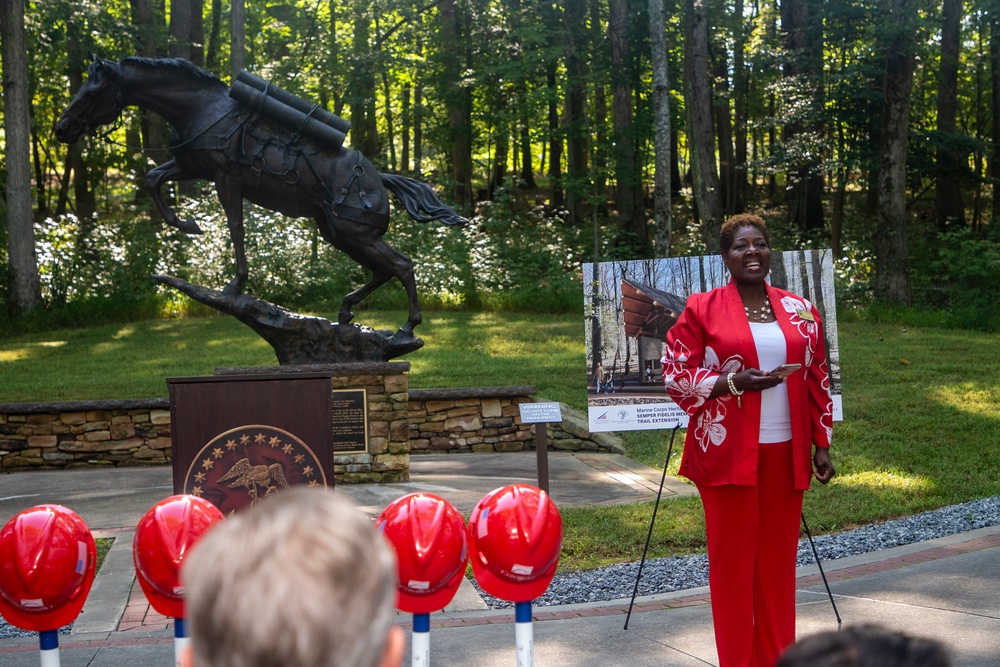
left=468, top=484, right=562, bottom=603
left=378, top=493, right=468, bottom=614
left=133, top=495, right=224, bottom=618
left=0, top=505, right=96, bottom=632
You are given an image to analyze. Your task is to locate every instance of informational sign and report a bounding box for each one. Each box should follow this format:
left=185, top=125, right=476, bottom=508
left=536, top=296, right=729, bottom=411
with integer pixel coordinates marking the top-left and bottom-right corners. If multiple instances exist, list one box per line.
left=584, top=250, right=843, bottom=433
left=518, top=402, right=563, bottom=424
left=330, top=389, right=368, bottom=453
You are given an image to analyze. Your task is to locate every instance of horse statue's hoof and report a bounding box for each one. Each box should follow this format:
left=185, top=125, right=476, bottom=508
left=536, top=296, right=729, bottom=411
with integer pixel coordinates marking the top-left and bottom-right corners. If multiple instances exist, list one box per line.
left=178, top=219, right=205, bottom=235
left=387, top=329, right=423, bottom=356
left=338, top=309, right=355, bottom=325
left=391, top=328, right=416, bottom=342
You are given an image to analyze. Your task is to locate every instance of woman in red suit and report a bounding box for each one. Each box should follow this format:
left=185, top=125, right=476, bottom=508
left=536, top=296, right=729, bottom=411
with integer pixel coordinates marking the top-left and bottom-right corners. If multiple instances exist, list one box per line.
left=662, top=213, right=835, bottom=667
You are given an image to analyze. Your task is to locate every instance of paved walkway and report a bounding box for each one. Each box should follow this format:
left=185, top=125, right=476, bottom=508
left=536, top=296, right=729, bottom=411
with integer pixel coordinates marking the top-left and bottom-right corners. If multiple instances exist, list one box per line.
left=1, top=453, right=998, bottom=665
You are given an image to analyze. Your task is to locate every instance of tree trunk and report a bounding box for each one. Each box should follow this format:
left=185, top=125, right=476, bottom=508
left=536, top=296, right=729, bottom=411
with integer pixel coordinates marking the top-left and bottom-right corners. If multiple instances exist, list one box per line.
left=66, top=37, right=96, bottom=224
left=935, top=0, right=965, bottom=229
left=31, top=124, right=48, bottom=216
left=381, top=69, right=397, bottom=170
left=831, top=121, right=847, bottom=259
left=230, top=0, right=246, bottom=84
left=610, top=0, right=646, bottom=245
left=781, top=0, right=825, bottom=231
left=991, top=5, right=1000, bottom=228
left=546, top=63, right=564, bottom=208
left=327, top=0, right=343, bottom=114
left=671, top=126, right=682, bottom=195
left=732, top=0, right=747, bottom=213
left=1, top=0, right=42, bottom=314
left=875, top=0, right=918, bottom=306
left=488, top=127, right=510, bottom=198
left=130, top=0, right=169, bottom=180
left=649, top=0, right=673, bottom=256
left=413, top=33, right=424, bottom=174
left=206, top=0, right=222, bottom=71
left=350, top=2, right=379, bottom=159
left=685, top=0, right=724, bottom=250
left=414, top=79, right=424, bottom=174
left=713, top=49, right=735, bottom=214
left=565, top=0, right=589, bottom=224
left=188, top=0, right=205, bottom=66
left=518, top=106, right=536, bottom=188
left=440, top=0, right=472, bottom=208
left=589, top=0, right=609, bottom=216
left=169, top=0, right=193, bottom=59
left=401, top=84, right=411, bottom=172
left=130, top=0, right=159, bottom=57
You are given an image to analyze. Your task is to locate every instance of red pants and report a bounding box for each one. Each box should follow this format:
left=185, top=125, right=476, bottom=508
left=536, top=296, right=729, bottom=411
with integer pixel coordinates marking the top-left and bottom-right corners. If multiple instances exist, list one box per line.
left=697, top=441, right=804, bottom=667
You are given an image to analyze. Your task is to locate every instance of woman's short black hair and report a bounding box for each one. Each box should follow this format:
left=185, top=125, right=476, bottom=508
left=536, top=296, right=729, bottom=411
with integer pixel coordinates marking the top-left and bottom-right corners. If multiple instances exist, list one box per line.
left=719, top=213, right=770, bottom=253
left=776, top=625, right=952, bottom=667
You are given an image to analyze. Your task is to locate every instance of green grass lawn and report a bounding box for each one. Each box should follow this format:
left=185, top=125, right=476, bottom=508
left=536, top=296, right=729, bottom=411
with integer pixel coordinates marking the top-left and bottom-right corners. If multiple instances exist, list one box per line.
left=96, top=537, right=113, bottom=571
left=0, top=310, right=585, bottom=406
left=2, top=312, right=997, bottom=571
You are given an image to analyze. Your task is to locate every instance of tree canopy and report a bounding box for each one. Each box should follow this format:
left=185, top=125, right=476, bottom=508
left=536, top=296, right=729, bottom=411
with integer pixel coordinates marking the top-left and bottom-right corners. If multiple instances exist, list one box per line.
left=1, top=0, right=998, bottom=331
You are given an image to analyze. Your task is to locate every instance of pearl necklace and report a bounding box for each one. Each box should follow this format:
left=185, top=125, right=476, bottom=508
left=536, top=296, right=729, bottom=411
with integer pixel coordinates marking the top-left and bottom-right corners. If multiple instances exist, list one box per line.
left=744, top=299, right=771, bottom=323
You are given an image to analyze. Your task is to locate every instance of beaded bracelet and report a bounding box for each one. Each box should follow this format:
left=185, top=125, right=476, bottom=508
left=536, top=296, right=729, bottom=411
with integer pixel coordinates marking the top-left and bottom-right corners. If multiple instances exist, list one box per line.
left=727, top=372, right=744, bottom=407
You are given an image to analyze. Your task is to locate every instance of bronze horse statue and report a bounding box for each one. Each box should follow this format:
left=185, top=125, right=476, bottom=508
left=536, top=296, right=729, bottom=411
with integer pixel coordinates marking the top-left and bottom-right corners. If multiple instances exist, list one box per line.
left=54, top=56, right=466, bottom=338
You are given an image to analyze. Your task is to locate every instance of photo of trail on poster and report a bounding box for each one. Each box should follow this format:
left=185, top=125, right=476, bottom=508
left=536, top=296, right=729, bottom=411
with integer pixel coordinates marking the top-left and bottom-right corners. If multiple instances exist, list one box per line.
left=584, top=250, right=843, bottom=433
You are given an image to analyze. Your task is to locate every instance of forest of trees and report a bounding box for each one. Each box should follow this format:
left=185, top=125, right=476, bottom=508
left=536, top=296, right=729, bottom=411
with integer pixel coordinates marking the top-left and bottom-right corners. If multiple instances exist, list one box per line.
left=1, top=0, right=998, bottom=330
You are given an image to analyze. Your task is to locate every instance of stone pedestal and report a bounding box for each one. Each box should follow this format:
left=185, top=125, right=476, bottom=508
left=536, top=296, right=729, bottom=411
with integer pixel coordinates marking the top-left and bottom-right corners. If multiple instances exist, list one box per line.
left=216, top=363, right=411, bottom=483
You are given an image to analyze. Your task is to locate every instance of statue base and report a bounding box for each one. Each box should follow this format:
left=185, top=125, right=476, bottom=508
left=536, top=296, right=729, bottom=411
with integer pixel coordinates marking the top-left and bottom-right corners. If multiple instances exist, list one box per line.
left=215, top=363, right=411, bottom=484
left=154, top=274, right=423, bottom=364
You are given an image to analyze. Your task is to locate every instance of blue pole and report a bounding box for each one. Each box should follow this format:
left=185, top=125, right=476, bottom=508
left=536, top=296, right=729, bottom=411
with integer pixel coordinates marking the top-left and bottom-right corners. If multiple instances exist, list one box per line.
left=39, top=630, right=60, bottom=667
left=514, top=601, right=533, bottom=667
left=174, top=617, right=189, bottom=667
left=411, top=612, right=430, bottom=666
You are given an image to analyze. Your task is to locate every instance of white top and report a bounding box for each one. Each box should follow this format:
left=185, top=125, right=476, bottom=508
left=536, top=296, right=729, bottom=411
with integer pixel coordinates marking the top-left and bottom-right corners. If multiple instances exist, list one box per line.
left=749, top=321, right=792, bottom=443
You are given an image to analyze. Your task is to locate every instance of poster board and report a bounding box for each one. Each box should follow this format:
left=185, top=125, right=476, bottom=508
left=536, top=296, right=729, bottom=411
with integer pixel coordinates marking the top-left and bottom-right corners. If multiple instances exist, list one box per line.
left=584, top=250, right=843, bottom=432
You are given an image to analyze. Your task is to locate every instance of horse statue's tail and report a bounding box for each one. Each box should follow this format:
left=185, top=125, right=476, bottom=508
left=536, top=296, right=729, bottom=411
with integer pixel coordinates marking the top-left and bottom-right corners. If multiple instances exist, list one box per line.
left=380, top=173, right=468, bottom=226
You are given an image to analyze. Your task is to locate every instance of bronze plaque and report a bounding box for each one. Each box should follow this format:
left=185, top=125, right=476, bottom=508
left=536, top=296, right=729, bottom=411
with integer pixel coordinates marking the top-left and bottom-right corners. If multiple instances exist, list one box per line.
left=182, top=424, right=328, bottom=514
left=168, top=373, right=334, bottom=513
left=330, top=388, right=368, bottom=453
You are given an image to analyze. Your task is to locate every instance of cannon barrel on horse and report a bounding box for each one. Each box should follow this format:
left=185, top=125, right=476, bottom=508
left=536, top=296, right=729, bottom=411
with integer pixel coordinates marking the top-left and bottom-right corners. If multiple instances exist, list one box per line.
left=54, top=56, right=467, bottom=339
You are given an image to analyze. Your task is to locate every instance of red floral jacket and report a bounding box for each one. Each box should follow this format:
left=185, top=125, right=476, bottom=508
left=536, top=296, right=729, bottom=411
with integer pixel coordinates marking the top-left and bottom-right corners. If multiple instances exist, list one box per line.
left=662, top=281, right=833, bottom=490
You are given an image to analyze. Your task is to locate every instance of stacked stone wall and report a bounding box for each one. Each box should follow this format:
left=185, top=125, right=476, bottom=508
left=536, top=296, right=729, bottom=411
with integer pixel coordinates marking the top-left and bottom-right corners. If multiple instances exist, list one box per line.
left=408, top=387, right=622, bottom=454
left=0, top=384, right=621, bottom=473
left=0, top=400, right=172, bottom=469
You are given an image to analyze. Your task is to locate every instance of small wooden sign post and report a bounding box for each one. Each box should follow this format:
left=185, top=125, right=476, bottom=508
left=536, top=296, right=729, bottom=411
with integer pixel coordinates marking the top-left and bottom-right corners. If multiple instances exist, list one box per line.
left=517, top=402, right=563, bottom=493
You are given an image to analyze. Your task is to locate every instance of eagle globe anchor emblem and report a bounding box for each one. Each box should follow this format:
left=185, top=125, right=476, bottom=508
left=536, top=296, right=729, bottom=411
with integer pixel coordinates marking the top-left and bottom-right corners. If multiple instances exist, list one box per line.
left=218, top=458, right=290, bottom=505
left=184, top=425, right=327, bottom=514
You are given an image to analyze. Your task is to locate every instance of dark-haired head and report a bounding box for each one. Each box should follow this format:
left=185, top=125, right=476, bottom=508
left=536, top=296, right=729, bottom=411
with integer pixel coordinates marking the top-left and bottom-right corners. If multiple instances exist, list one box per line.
left=719, top=213, right=770, bottom=254
left=776, top=625, right=951, bottom=667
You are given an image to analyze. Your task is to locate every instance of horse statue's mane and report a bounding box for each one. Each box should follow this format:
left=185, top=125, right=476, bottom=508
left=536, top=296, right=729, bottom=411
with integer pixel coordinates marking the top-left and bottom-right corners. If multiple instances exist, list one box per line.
left=97, top=56, right=228, bottom=90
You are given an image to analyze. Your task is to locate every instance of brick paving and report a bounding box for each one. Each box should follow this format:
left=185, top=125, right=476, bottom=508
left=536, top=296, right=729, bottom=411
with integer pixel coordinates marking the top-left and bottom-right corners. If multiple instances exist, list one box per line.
left=116, top=586, right=173, bottom=633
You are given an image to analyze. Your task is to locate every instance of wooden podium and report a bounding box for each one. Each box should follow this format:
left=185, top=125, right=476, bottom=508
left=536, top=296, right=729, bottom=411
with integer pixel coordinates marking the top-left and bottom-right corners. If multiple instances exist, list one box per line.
left=167, top=373, right=334, bottom=514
